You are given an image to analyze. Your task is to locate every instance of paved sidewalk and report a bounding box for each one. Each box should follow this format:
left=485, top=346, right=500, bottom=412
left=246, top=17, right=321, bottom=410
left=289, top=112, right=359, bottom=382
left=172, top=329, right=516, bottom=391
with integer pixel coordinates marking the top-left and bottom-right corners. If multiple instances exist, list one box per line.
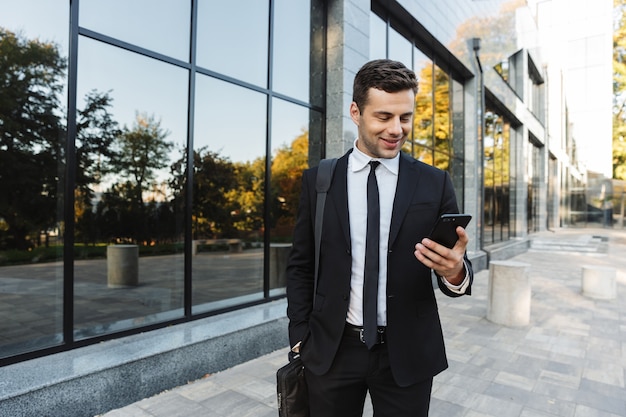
left=98, top=227, right=626, bottom=417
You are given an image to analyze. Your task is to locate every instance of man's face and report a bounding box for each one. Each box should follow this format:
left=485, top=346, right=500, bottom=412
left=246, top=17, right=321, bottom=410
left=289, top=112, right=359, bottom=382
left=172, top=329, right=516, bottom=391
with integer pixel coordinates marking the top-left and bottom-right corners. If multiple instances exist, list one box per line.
left=350, top=87, right=415, bottom=159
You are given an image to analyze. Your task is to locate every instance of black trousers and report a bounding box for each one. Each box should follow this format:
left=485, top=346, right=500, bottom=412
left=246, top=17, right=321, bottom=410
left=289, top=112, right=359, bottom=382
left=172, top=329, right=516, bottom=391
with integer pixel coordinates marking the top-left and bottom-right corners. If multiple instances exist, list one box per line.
left=305, top=325, right=433, bottom=417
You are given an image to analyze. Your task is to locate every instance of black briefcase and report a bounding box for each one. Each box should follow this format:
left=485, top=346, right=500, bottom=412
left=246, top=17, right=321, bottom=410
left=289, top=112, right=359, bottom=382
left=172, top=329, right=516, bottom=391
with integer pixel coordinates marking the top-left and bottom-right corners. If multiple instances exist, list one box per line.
left=276, top=355, right=309, bottom=417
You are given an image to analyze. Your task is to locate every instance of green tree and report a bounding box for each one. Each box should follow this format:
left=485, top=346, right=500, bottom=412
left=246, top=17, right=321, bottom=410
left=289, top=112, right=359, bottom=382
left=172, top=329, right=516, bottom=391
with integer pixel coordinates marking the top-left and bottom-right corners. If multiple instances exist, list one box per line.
left=269, top=131, right=309, bottom=239
left=74, top=90, right=121, bottom=244
left=106, top=113, right=173, bottom=242
left=226, top=158, right=265, bottom=237
left=191, top=148, right=239, bottom=238
left=112, top=113, right=173, bottom=207
left=0, top=28, right=65, bottom=250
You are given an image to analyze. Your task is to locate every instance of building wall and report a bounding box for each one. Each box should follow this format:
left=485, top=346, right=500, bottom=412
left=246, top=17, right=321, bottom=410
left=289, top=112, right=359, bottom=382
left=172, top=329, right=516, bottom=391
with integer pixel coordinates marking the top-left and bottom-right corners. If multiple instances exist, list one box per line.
left=0, top=0, right=614, bottom=404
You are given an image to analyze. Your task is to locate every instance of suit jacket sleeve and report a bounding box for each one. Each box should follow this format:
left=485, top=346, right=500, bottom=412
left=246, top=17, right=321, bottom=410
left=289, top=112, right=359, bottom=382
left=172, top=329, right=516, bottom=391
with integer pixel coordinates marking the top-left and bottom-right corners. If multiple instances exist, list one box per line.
left=433, top=171, right=474, bottom=298
left=285, top=166, right=317, bottom=348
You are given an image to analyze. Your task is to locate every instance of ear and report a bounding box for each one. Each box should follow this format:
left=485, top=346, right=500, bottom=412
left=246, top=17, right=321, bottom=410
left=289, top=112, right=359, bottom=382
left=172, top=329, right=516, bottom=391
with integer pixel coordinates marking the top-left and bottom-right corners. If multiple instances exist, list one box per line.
left=349, top=102, right=360, bottom=125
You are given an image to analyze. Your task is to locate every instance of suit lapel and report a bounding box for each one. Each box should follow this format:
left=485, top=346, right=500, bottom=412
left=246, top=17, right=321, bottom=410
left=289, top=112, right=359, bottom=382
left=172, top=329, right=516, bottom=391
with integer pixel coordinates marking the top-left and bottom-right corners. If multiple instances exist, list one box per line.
left=388, top=153, right=421, bottom=248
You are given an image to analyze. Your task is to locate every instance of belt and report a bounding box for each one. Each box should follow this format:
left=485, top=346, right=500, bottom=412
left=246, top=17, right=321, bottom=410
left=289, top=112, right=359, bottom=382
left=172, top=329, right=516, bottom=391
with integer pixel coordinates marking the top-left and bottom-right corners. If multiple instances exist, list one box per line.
left=345, top=323, right=386, bottom=345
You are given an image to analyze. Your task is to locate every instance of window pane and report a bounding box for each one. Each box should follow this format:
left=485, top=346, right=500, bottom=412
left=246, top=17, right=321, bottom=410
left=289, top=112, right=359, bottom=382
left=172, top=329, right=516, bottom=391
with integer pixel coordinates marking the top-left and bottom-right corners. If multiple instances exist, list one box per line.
left=79, top=0, right=191, bottom=61
left=192, top=76, right=267, bottom=313
left=370, top=12, right=387, bottom=59
left=273, top=0, right=310, bottom=102
left=269, top=98, right=310, bottom=293
left=388, top=25, right=412, bottom=66
left=485, top=107, right=512, bottom=244
left=0, top=0, right=68, bottom=358
left=434, top=64, right=451, bottom=166
left=412, top=53, right=434, bottom=150
left=74, top=38, right=188, bottom=339
left=451, top=78, right=465, bottom=206
left=197, top=0, right=269, bottom=87
left=412, top=145, right=434, bottom=165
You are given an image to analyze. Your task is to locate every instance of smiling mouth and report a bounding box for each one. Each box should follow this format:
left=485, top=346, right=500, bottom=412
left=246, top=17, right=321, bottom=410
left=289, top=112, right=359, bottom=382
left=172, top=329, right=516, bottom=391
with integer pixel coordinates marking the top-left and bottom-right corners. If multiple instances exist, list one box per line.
left=381, top=137, right=401, bottom=145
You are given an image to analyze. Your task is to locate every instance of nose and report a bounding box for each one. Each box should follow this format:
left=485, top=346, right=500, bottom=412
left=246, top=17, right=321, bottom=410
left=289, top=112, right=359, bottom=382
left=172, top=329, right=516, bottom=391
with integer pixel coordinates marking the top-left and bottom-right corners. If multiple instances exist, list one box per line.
left=388, top=117, right=403, bottom=136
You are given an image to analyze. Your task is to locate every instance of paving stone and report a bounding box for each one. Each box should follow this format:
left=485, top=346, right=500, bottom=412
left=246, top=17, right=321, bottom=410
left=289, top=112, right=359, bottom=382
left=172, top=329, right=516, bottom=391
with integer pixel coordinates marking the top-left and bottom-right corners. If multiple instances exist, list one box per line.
left=95, top=228, right=626, bottom=417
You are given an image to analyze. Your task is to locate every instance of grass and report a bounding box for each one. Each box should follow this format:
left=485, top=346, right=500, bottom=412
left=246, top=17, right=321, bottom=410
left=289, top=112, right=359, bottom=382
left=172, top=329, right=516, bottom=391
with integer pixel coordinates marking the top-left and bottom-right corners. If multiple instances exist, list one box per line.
left=0, top=243, right=186, bottom=267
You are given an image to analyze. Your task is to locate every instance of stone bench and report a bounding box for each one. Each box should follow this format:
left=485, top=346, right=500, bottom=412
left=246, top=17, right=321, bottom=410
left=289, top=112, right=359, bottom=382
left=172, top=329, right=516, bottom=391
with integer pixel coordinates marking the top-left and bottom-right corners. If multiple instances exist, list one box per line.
left=487, top=260, right=531, bottom=326
left=581, top=265, right=616, bottom=299
left=192, top=239, right=243, bottom=255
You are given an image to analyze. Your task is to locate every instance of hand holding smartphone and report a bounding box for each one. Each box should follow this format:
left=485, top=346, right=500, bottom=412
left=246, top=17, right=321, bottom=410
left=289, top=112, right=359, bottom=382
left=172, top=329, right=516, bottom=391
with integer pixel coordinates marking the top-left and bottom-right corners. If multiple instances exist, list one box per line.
left=428, top=214, right=472, bottom=248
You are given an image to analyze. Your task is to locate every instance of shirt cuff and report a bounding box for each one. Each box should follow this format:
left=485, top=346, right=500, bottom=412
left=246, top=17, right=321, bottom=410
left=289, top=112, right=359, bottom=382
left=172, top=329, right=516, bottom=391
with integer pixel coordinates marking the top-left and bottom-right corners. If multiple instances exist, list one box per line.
left=438, top=259, right=470, bottom=294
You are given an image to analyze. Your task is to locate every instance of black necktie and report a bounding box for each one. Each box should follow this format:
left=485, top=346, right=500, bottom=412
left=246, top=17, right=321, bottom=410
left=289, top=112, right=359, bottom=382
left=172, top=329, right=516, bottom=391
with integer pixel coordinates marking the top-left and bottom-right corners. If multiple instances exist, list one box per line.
left=363, top=160, right=380, bottom=349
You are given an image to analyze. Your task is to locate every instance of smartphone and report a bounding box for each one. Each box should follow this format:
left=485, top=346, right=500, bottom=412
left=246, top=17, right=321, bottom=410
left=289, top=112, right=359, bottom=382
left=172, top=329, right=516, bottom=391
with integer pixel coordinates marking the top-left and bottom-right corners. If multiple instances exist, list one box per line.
left=428, top=214, right=472, bottom=248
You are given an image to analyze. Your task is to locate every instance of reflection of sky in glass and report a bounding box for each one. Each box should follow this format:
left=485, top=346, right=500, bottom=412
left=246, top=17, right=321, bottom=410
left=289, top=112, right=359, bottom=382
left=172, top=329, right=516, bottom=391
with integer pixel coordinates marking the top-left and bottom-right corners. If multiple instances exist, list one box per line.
left=197, top=0, right=269, bottom=87
left=273, top=0, right=310, bottom=102
left=77, top=37, right=188, bottom=187
left=0, top=1, right=68, bottom=52
left=77, top=37, right=188, bottom=146
left=388, top=26, right=412, bottom=67
left=370, top=12, right=387, bottom=59
left=413, top=48, right=431, bottom=82
left=194, top=76, right=267, bottom=163
left=271, top=98, right=309, bottom=155
left=79, top=0, right=191, bottom=61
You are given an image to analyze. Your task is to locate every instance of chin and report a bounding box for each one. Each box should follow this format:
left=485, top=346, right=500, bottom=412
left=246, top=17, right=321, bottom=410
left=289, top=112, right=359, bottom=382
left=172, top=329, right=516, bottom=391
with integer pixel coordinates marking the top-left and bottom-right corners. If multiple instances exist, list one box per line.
left=380, top=148, right=401, bottom=159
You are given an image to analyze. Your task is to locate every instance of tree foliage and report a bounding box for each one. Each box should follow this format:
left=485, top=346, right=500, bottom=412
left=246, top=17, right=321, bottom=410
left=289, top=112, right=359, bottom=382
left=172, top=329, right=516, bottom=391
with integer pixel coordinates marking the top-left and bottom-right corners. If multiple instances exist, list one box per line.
left=614, top=0, right=626, bottom=179
left=0, top=28, right=66, bottom=249
left=0, top=26, right=310, bottom=254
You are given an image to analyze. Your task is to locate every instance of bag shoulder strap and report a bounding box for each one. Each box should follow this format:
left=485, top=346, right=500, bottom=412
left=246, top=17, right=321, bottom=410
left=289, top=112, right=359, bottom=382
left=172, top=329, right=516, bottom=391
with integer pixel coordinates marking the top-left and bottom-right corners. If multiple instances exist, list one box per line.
left=313, top=158, right=337, bottom=305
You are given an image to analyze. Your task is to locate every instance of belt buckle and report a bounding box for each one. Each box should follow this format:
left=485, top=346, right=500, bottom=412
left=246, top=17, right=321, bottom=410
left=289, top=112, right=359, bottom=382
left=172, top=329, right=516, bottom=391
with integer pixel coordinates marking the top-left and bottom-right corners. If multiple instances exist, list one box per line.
left=359, top=328, right=385, bottom=344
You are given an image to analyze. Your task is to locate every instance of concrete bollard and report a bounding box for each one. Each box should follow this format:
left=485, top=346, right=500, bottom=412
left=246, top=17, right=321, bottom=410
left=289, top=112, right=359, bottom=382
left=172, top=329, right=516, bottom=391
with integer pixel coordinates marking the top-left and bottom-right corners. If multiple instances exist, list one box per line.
left=581, top=265, right=616, bottom=299
left=269, top=243, right=292, bottom=288
left=107, top=245, right=139, bottom=288
left=487, top=260, right=531, bottom=326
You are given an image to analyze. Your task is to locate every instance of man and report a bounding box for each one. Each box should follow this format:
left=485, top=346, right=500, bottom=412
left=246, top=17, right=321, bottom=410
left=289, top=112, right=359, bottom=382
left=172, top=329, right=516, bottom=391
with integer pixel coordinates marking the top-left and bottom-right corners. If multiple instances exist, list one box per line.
left=286, top=59, right=473, bottom=417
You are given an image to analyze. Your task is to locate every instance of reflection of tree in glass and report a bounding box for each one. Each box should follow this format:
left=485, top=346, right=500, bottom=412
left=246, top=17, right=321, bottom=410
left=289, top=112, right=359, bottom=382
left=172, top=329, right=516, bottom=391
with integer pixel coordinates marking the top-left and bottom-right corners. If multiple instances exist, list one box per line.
left=614, top=0, right=626, bottom=179
left=410, top=63, right=434, bottom=154
left=101, top=113, right=173, bottom=243
left=74, top=90, right=121, bottom=245
left=191, top=148, right=240, bottom=239
left=407, top=64, right=451, bottom=171
left=112, top=113, right=173, bottom=208
left=448, top=0, right=524, bottom=69
left=226, top=157, right=265, bottom=239
left=0, top=28, right=66, bottom=250
left=185, top=130, right=309, bottom=243
left=269, top=130, right=308, bottom=240
left=484, top=110, right=510, bottom=188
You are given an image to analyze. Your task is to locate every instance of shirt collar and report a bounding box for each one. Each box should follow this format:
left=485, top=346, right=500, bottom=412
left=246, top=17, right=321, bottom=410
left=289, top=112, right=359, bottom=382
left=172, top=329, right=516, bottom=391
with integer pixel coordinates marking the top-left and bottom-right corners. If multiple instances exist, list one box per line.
left=351, top=138, right=400, bottom=175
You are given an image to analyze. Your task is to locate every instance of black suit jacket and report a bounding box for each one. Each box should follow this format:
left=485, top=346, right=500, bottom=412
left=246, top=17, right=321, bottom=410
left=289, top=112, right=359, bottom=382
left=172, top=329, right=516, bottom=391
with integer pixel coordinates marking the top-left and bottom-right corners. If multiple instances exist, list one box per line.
left=286, top=150, right=473, bottom=387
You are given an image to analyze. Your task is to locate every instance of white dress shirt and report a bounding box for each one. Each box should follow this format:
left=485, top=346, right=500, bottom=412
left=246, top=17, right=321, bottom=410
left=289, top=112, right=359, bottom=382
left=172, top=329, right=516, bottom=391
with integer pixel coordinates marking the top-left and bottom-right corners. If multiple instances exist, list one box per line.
left=345, top=141, right=469, bottom=327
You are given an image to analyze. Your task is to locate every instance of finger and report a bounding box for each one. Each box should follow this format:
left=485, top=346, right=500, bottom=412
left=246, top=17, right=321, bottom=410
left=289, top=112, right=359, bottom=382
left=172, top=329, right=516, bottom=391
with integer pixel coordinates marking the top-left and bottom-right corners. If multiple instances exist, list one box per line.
left=453, top=226, right=469, bottom=250
left=421, top=237, right=449, bottom=256
left=416, top=241, right=448, bottom=269
left=414, top=243, right=436, bottom=267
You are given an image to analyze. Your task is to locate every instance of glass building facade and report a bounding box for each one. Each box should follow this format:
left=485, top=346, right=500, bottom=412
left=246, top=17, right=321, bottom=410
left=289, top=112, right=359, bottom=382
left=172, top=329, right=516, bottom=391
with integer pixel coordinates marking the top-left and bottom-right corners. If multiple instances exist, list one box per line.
left=1, top=0, right=325, bottom=364
left=1, top=0, right=606, bottom=373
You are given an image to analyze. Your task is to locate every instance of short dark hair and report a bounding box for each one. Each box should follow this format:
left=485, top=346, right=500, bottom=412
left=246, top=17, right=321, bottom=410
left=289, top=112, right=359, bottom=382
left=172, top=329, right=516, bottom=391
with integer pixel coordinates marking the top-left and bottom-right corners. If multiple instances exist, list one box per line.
left=352, top=59, right=418, bottom=110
